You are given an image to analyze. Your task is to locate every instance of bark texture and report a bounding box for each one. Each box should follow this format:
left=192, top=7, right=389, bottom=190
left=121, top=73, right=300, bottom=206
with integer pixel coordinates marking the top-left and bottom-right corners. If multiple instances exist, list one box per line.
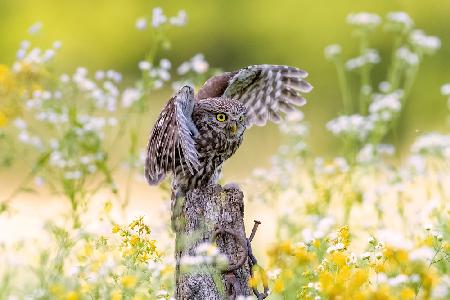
left=175, top=184, right=252, bottom=300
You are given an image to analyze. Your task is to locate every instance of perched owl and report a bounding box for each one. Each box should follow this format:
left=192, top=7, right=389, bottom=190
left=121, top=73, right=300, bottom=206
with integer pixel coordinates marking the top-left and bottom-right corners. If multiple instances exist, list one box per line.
left=145, top=65, right=312, bottom=201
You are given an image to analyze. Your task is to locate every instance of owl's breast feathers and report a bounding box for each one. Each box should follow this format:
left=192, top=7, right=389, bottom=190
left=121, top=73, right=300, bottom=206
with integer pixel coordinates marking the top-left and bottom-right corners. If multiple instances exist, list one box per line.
left=194, top=122, right=243, bottom=161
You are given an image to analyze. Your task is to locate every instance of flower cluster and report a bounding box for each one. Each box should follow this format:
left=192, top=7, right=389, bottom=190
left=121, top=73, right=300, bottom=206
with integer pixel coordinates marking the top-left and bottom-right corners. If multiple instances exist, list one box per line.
left=112, top=216, right=161, bottom=264
left=324, top=11, right=441, bottom=161
left=326, top=114, right=374, bottom=141
left=139, top=58, right=172, bottom=90
left=136, top=7, right=187, bottom=30
left=257, top=225, right=449, bottom=299
left=346, top=12, right=381, bottom=30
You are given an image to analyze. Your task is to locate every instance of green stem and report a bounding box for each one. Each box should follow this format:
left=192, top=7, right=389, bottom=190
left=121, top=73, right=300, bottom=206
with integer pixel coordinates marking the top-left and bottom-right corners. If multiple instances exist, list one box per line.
left=335, top=59, right=352, bottom=114
left=359, top=34, right=371, bottom=115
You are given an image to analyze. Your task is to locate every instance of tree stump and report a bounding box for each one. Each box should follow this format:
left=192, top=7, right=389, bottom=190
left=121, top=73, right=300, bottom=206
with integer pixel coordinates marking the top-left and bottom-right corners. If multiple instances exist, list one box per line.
left=174, top=184, right=252, bottom=300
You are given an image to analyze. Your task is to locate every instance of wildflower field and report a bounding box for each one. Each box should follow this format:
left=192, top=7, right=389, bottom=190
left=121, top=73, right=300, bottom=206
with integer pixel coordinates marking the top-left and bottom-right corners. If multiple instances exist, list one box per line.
left=0, top=2, right=449, bottom=300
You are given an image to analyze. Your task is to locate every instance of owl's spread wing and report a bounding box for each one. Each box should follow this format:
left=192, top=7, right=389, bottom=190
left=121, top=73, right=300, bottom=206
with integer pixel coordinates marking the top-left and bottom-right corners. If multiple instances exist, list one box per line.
left=145, top=86, right=200, bottom=185
left=223, top=65, right=313, bottom=126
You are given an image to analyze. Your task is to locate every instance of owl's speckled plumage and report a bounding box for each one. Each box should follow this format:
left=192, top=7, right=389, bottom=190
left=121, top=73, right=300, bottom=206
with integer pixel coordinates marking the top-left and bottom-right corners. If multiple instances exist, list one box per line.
left=145, top=64, right=312, bottom=198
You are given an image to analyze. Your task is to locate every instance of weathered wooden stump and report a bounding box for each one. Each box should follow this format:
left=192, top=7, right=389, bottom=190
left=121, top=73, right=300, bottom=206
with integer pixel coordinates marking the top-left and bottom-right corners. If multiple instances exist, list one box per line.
left=174, top=184, right=253, bottom=300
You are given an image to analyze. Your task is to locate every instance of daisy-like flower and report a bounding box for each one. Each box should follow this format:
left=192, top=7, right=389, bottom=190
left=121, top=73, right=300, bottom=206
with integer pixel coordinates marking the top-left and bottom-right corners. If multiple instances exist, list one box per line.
left=410, top=30, right=441, bottom=54
left=347, top=12, right=381, bottom=30
left=152, top=7, right=167, bottom=28
left=135, top=17, right=147, bottom=30
left=324, top=44, right=342, bottom=60
left=386, top=11, right=414, bottom=31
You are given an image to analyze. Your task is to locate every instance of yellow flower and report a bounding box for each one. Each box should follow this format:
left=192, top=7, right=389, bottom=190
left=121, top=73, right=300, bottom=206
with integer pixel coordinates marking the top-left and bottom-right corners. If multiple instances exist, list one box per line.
left=49, top=283, right=65, bottom=297
left=0, top=64, right=15, bottom=94
left=279, top=240, right=293, bottom=254
left=273, top=278, right=285, bottom=293
left=139, top=252, right=149, bottom=262
left=66, top=291, right=79, bottom=300
left=399, top=287, right=415, bottom=300
left=294, top=246, right=313, bottom=265
left=330, top=251, right=347, bottom=267
left=0, top=110, right=8, bottom=127
left=312, top=239, right=321, bottom=248
left=80, top=282, right=91, bottom=293
left=130, top=235, right=140, bottom=246
left=121, top=275, right=137, bottom=289
left=111, top=290, right=122, bottom=300
left=319, top=271, right=334, bottom=293
left=123, top=247, right=134, bottom=257
left=338, top=225, right=350, bottom=247
left=349, top=269, right=368, bottom=290
left=112, top=224, right=120, bottom=234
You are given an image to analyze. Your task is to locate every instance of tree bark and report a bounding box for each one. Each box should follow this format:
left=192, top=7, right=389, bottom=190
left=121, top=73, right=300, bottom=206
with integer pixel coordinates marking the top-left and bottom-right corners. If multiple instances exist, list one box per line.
left=174, top=184, right=252, bottom=300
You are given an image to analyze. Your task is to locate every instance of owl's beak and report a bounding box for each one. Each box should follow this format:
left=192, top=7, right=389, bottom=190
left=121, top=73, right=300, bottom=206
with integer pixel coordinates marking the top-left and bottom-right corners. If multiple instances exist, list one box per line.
left=229, top=121, right=237, bottom=135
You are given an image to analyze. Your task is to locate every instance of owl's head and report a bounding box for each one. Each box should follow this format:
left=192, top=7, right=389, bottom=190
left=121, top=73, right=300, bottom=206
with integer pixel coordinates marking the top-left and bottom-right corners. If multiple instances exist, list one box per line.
left=193, top=97, right=247, bottom=139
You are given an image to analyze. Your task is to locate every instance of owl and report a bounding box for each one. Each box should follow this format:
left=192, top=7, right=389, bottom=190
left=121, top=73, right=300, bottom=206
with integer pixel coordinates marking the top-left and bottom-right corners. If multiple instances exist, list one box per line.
left=145, top=64, right=312, bottom=201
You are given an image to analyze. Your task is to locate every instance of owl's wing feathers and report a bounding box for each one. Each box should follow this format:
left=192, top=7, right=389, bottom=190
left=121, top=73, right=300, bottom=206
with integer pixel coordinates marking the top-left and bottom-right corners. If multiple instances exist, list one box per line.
left=223, top=65, right=313, bottom=126
left=145, top=86, right=200, bottom=185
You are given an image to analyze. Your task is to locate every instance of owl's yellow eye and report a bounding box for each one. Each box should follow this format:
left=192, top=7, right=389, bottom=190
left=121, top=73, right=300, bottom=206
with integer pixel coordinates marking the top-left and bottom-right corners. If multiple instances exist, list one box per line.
left=216, top=113, right=227, bottom=122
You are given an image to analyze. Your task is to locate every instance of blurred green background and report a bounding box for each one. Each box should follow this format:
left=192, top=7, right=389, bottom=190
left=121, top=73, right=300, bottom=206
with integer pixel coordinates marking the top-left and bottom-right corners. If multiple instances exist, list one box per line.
left=1, top=0, right=449, bottom=176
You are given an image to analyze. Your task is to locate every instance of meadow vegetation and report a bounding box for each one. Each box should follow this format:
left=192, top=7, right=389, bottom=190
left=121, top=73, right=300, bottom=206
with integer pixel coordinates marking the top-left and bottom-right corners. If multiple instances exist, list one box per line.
left=0, top=7, right=448, bottom=300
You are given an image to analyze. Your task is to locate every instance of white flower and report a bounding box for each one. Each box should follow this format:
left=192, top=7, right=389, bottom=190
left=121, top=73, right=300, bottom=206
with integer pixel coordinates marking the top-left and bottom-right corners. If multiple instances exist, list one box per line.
left=16, top=49, right=26, bottom=60
left=20, top=40, right=30, bottom=50
left=159, top=58, right=171, bottom=70
left=13, top=118, right=27, bottom=129
left=28, top=22, right=43, bottom=35
left=95, top=70, right=105, bottom=81
left=432, top=230, right=443, bottom=241
left=386, top=12, right=414, bottom=30
left=138, top=61, right=151, bottom=71
left=409, top=247, right=434, bottom=262
left=285, top=110, right=304, bottom=123
left=369, top=91, right=402, bottom=119
left=379, top=81, right=391, bottom=92
left=191, top=54, right=209, bottom=73
left=376, top=229, right=413, bottom=250
left=135, top=17, right=147, bottom=30
left=52, top=40, right=62, bottom=49
left=177, top=62, right=191, bottom=75
left=326, top=114, right=374, bottom=141
left=410, top=30, right=441, bottom=54
left=64, top=171, right=82, bottom=180
left=152, top=7, right=167, bottom=28
left=267, top=268, right=281, bottom=280
left=361, top=252, right=371, bottom=260
left=324, top=44, right=342, bottom=60
left=60, top=74, right=70, bottom=83
left=432, top=278, right=449, bottom=299
left=121, top=88, right=141, bottom=108
left=170, top=10, right=187, bottom=26
left=34, top=176, right=45, bottom=187
left=441, top=83, right=450, bottom=96
left=345, top=49, right=380, bottom=70
left=347, top=12, right=381, bottom=29
left=388, top=274, right=409, bottom=287
left=397, top=47, right=419, bottom=65
left=411, top=132, right=450, bottom=157
left=42, top=49, right=55, bottom=62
